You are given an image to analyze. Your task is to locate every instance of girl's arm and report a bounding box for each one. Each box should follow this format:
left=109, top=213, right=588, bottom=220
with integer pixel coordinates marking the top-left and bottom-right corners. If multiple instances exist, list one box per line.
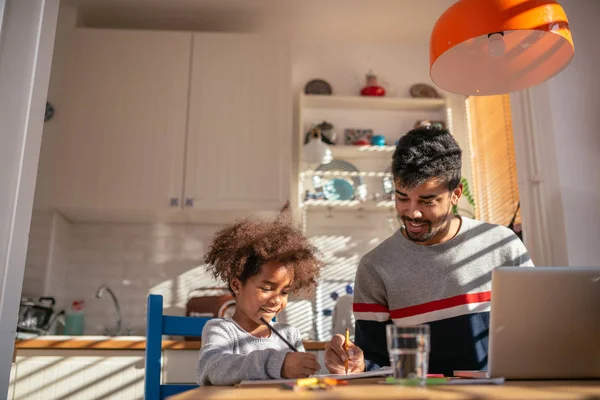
left=196, top=320, right=289, bottom=386
left=292, top=326, right=305, bottom=352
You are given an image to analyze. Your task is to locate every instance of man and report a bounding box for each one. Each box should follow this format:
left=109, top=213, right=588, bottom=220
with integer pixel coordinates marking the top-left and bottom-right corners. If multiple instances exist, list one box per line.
left=324, top=127, right=533, bottom=377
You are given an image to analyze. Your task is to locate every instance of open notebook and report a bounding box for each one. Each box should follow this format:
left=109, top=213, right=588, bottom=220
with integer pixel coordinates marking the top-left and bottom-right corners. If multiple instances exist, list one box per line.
left=237, top=367, right=393, bottom=387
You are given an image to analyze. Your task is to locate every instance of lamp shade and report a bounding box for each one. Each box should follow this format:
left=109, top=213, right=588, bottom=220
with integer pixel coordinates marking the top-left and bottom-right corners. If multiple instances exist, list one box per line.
left=430, top=0, right=574, bottom=96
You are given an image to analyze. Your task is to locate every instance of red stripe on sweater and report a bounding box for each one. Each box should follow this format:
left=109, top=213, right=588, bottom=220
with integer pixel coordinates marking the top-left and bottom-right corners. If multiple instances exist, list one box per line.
left=352, top=303, right=390, bottom=313
left=390, top=291, right=491, bottom=319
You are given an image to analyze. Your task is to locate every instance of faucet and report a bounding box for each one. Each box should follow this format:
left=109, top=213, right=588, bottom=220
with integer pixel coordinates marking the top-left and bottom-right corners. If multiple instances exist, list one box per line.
left=96, top=284, right=122, bottom=336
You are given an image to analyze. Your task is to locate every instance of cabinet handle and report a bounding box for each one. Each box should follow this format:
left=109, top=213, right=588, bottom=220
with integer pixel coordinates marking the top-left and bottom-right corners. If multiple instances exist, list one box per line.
left=185, top=198, right=194, bottom=208
left=170, top=198, right=179, bottom=207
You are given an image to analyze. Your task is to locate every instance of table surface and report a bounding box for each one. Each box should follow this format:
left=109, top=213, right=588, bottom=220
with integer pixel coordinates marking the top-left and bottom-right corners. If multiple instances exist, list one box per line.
left=167, top=380, right=600, bottom=400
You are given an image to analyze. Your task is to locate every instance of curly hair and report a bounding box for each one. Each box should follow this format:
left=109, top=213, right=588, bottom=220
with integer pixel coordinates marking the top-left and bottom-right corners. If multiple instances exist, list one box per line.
left=391, top=126, right=462, bottom=190
left=204, top=202, right=322, bottom=298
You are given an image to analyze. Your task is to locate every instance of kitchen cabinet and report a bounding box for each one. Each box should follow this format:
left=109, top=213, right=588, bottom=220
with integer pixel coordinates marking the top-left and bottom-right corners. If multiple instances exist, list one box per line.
left=162, top=348, right=327, bottom=384
left=10, top=349, right=145, bottom=400
left=183, top=33, right=291, bottom=211
left=10, top=345, right=327, bottom=399
left=36, top=29, right=191, bottom=215
left=35, top=29, right=292, bottom=221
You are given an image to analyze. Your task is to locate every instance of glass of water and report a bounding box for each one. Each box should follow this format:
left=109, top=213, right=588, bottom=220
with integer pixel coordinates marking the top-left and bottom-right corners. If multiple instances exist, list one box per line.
left=386, top=324, right=430, bottom=385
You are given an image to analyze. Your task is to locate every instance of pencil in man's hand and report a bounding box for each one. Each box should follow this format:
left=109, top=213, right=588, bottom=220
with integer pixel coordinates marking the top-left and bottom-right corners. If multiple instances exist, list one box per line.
left=344, top=327, right=350, bottom=375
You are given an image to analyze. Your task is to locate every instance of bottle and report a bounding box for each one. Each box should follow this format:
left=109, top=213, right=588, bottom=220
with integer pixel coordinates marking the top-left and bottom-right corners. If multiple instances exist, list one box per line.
left=360, top=70, right=386, bottom=97
left=64, top=300, right=85, bottom=335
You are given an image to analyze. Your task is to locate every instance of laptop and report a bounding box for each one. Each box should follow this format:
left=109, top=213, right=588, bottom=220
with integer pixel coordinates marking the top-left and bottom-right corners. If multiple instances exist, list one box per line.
left=455, top=266, right=600, bottom=380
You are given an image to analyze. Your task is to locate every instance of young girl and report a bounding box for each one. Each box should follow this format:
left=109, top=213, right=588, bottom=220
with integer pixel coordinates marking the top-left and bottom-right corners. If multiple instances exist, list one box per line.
left=196, top=203, right=323, bottom=386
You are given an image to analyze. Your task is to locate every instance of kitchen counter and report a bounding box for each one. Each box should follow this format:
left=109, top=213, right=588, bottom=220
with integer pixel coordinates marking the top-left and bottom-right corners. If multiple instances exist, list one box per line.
left=14, top=335, right=327, bottom=351
left=11, top=336, right=331, bottom=397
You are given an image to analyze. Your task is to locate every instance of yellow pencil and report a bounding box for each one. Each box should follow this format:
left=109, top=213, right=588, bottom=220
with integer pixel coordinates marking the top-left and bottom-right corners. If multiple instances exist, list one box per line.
left=344, top=327, right=350, bottom=375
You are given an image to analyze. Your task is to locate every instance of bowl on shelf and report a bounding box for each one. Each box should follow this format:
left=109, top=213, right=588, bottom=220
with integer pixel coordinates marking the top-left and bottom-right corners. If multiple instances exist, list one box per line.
left=371, top=135, right=386, bottom=146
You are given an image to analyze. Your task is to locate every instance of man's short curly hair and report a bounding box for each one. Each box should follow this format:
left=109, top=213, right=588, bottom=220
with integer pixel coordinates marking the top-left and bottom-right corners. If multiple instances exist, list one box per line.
left=391, top=126, right=462, bottom=190
left=204, top=203, right=322, bottom=298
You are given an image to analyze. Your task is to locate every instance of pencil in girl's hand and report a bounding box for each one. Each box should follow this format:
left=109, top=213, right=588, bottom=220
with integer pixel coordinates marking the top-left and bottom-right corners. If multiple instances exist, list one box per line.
left=259, top=317, right=298, bottom=352
left=344, top=327, right=350, bottom=375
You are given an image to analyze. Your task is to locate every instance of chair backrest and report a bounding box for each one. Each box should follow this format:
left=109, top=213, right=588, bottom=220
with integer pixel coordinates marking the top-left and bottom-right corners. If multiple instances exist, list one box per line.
left=144, top=294, right=211, bottom=400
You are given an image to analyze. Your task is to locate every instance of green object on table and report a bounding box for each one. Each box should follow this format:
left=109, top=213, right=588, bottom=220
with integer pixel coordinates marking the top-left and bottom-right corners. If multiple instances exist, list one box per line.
left=385, top=377, right=448, bottom=386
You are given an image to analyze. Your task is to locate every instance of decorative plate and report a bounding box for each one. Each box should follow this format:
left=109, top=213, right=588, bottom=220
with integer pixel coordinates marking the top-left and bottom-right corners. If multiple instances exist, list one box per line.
left=323, top=178, right=355, bottom=201
left=409, top=83, right=441, bottom=98
left=312, top=160, right=366, bottom=201
left=304, top=79, right=332, bottom=95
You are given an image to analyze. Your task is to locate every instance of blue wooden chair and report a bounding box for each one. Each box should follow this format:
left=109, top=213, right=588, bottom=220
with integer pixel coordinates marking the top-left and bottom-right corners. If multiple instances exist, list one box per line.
left=144, top=294, right=211, bottom=400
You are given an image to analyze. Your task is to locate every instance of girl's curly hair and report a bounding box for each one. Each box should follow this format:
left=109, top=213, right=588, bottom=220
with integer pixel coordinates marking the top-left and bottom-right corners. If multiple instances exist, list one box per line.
left=204, top=202, right=323, bottom=298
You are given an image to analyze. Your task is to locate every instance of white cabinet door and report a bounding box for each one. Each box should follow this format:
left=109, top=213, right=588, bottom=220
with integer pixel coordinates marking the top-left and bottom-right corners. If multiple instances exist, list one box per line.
left=12, top=350, right=145, bottom=400
left=37, top=29, right=191, bottom=213
left=184, top=33, right=292, bottom=211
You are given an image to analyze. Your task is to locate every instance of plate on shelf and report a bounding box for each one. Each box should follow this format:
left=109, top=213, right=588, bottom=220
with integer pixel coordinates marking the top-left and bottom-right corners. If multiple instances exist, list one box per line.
left=323, top=178, right=355, bottom=201
left=312, top=160, right=367, bottom=201
left=409, top=83, right=441, bottom=98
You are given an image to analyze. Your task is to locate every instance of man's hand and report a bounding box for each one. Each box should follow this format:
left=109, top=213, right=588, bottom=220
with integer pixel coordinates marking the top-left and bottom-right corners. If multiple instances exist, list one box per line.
left=281, top=352, right=321, bottom=379
left=324, top=334, right=365, bottom=374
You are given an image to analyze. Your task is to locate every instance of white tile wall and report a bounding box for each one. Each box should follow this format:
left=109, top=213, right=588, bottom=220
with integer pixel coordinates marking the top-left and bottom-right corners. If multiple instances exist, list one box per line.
left=45, top=213, right=71, bottom=311
left=23, top=211, right=395, bottom=339
left=22, top=211, right=54, bottom=297
left=65, top=223, right=224, bottom=335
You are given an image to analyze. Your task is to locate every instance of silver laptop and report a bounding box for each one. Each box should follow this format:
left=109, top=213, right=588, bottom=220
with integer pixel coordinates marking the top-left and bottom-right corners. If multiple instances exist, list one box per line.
left=455, top=266, right=600, bottom=380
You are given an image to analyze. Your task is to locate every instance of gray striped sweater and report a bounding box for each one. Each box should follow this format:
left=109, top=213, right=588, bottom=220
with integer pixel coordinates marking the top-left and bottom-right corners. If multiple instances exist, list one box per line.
left=353, top=217, right=533, bottom=376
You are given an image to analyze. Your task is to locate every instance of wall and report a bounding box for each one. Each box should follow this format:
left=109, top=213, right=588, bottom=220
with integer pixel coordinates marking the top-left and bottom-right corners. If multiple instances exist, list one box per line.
left=22, top=212, right=54, bottom=298
left=33, top=7, right=79, bottom=211
left=545, top=0, right=600, bottom=266
left=518, top=0, right=600, bottom=267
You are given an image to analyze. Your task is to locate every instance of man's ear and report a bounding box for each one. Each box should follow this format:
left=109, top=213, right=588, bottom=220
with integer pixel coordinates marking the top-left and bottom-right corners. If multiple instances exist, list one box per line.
left=451, top=183, right=463, bottom=206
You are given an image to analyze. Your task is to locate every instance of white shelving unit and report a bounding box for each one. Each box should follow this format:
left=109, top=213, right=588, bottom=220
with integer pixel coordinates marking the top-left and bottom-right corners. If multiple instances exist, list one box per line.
left=294, top=92, right=451, bottom=221
left=292, top=92, right=451, bottom=342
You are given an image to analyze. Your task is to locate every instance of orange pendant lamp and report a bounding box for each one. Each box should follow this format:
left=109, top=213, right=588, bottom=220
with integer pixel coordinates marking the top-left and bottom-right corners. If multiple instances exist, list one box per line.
left=430, top=0, right=574, bottom=96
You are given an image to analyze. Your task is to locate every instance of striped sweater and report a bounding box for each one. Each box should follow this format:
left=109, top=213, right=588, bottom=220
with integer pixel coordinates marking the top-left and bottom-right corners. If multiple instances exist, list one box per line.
left=353, top=217, right=533, bottom=376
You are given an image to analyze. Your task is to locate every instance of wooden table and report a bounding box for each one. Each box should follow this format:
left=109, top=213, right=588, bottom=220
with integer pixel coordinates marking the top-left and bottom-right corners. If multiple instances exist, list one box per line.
left=167, top=380, right=600, bottom=400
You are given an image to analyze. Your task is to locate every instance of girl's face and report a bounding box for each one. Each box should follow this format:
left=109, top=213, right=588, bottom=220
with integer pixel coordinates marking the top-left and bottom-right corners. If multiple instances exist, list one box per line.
left=230, top=261, right=293, bottom=334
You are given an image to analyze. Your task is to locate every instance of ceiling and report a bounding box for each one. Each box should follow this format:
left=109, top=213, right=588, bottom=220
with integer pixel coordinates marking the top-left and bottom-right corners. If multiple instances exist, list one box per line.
left=63, top=0, right=458, bottom=43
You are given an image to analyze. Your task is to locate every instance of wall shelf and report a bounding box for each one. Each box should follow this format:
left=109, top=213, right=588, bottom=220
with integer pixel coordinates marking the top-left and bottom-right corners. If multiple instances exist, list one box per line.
left=300, top=170, right=392, bottom=178
left=301, top=199, right=394, bottom=210
left=302, top=94, right=446, bottom=111
left=328, top=145, right=396, bottom=159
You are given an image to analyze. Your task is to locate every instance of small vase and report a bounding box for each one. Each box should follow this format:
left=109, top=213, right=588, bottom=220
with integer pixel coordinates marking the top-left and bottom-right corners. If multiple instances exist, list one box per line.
left=360, top=70, right=386, bottom=97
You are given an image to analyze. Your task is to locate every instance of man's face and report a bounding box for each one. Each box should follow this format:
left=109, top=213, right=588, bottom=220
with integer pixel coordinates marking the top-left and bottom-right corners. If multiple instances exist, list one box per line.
left=394, top=178, right=462, bottom=244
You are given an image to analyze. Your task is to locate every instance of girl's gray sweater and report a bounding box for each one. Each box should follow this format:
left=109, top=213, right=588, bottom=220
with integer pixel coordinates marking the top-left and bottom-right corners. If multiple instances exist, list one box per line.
left=196, top=317, right=304, bottom=386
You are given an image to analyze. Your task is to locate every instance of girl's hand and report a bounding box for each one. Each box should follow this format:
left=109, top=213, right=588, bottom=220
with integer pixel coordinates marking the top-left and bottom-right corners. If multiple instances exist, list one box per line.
left=281, top=352, right=321, bottom=378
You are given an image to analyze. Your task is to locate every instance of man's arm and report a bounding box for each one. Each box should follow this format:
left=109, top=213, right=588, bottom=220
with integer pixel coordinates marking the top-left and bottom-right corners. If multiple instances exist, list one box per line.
left=353, top=257, right=391, bottom=371
left=507, top=230, right=534, bottom=267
